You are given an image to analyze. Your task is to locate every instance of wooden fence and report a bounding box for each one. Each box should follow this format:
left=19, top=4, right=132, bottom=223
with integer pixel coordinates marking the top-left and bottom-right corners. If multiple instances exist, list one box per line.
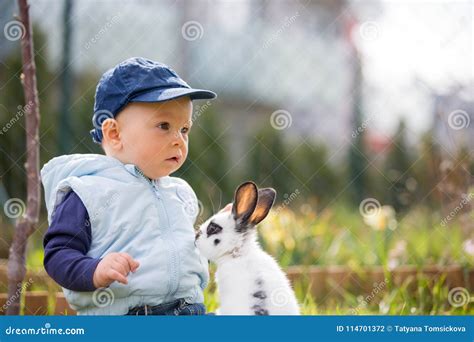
left=0, top=259, right=473, bottom=315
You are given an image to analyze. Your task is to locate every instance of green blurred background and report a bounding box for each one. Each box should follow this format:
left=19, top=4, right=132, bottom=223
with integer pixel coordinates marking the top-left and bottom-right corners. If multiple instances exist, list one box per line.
left=0, top=0, right=473, bottom=314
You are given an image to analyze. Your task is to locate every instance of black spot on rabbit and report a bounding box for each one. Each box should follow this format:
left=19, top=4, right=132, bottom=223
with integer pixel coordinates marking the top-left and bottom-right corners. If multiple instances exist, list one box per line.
left=252, top=305, right=269, bottom=315
left=206, top=221, right=223, bottom=237
left=251, top=278, right=268, bottom=314
left=253, top=290, right=267, bottom=300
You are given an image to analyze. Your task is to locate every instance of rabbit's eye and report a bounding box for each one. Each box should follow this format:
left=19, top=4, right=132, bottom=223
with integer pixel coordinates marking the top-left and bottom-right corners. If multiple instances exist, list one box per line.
left=207, top=222, right=223, bottom=237
left=214, top=239, right=220, bottom=245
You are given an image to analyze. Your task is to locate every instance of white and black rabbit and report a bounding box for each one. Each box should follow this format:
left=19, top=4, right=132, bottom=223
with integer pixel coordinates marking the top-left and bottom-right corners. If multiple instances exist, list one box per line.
left=195, top=181, right=300, bottom=315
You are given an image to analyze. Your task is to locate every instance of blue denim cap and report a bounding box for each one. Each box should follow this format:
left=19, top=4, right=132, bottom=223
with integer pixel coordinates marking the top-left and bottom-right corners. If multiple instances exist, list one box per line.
left=90, top=57, right=217, bottom=143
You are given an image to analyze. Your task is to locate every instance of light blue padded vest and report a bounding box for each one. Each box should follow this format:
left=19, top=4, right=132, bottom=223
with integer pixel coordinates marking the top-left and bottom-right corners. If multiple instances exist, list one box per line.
left=41, top=154, right=209, bottom=315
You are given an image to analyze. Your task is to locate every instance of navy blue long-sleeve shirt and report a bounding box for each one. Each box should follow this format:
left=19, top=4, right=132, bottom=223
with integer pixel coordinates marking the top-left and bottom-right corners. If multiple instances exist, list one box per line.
left=43, top=191, right=101, bottom=291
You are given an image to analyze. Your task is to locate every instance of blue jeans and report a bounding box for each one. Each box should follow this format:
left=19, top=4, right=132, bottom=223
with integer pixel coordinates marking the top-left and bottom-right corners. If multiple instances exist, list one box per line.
left=125, top=298, right=206, bottom=316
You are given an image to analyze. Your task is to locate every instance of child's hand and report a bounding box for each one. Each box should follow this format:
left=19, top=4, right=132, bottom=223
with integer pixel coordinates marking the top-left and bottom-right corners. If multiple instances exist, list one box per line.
left=92, top=252, right=140, bottom=288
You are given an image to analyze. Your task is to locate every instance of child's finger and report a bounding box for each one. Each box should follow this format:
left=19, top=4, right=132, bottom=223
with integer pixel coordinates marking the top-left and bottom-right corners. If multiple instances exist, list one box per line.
left=113, top=258, right=130, bottom=274
left=108, top=269, right=128, bottom=285
left=119, top=252, right=140, bottom=272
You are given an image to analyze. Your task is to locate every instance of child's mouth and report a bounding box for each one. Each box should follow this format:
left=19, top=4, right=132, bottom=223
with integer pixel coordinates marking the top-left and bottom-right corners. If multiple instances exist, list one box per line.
left=166, top=156, right=180, bottom=163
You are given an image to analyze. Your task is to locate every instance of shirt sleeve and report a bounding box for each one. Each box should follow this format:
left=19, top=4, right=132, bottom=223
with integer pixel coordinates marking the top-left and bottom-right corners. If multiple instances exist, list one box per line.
left=43, top=191, right=102, bottom=291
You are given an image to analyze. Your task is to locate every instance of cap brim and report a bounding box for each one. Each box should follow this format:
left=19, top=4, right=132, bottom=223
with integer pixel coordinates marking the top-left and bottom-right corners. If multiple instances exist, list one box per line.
left=130, top=87, right=216, bottom=103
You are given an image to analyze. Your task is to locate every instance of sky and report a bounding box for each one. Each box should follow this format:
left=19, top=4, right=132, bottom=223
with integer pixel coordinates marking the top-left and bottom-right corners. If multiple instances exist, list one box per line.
left=355, top=0, right=473, bottom=136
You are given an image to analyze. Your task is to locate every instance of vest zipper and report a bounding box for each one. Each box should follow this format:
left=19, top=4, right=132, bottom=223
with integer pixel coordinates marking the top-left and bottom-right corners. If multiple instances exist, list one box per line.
left=134, top=167, right=180, bottom=298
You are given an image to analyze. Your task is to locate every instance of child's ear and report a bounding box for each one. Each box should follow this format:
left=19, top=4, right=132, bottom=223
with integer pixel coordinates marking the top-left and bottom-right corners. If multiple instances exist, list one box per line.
left=102, top=118, right=122, bottom=149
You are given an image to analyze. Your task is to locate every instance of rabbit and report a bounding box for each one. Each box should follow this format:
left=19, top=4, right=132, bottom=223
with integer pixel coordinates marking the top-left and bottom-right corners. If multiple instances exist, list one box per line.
left=195, top=181, right=300, bottom=315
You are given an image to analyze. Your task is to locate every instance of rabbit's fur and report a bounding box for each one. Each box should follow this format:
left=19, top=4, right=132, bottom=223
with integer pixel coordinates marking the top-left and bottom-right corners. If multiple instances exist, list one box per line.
left=195, top=181, right=300, bottom=315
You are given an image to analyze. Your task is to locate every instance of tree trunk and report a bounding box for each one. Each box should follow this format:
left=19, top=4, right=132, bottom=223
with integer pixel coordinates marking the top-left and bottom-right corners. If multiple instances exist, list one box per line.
left=6, top=0, right=41, bottom=315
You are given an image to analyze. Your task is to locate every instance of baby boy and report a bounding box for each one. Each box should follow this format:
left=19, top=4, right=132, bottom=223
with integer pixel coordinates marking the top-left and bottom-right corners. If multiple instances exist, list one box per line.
left=41, top=57, right=216, bottom=315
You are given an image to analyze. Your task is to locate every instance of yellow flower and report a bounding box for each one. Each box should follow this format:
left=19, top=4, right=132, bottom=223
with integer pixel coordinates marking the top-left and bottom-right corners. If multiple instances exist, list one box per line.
left=363, top=205, right=397, bottom=231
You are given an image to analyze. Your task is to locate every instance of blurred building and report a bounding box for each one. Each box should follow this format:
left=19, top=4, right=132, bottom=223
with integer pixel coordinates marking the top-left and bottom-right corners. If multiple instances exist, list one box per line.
left=18, top=0, right=363, bottom=161
left=432, top=86, right=474, bottom=155
left=185, top=0, right=357, bottom=160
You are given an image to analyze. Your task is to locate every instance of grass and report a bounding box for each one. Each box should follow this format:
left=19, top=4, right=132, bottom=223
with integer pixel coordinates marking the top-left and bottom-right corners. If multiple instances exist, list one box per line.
left=258, top=203, right=473, bottom=268
left=21, top=202, right=474, bottom=315
left=202, top=202, right=473, bottom=315
left=203, top=274, right=474, bottom=315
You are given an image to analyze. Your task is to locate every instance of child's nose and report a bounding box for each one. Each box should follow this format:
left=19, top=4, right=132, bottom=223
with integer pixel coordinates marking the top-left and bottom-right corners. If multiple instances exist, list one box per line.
left=172, top=130, right=185, bottom=144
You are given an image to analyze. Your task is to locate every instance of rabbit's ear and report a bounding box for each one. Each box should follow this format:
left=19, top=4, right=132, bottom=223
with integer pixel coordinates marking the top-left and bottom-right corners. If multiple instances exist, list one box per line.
left=232, top=182, right=258, bottom=225
left=248, top=188, right=276, bottom=225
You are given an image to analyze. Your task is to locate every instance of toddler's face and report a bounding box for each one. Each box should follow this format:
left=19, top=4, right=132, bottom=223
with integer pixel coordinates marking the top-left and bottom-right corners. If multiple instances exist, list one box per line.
left=115, top=97, right=193, bottom=179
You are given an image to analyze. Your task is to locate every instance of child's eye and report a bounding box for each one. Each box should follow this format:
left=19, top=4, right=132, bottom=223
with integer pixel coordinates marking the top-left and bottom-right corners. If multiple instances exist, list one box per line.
left=181, top=127, right=190, bottom=134
left=157, top=122, right=170, bottom=130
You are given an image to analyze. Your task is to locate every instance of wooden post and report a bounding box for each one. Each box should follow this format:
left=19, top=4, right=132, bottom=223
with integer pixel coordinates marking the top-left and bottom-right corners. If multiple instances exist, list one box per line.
left=6, top=0, right=41, bottom=315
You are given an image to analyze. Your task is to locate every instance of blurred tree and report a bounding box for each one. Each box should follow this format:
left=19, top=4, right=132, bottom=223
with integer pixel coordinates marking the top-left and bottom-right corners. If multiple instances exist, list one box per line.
left=174, top=108, right=233, bottom=217
left=67, top=70, right=100, bottom=154
left=247, top=125, right=295, bottom=200
left=0, top=26, right=54, bottom=203
left=246, top=125, right=341, bottom=208
left=287, top=140, right=341, bottom=208
left=58, top=0, right=74, bottom=154
left=347, top=47, right=367, bottom=204
left=7, top=0, right=41, bottom=315
left=413, top=131, right=442, bottom=208
left=384, top=120, right=416, bottom=212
